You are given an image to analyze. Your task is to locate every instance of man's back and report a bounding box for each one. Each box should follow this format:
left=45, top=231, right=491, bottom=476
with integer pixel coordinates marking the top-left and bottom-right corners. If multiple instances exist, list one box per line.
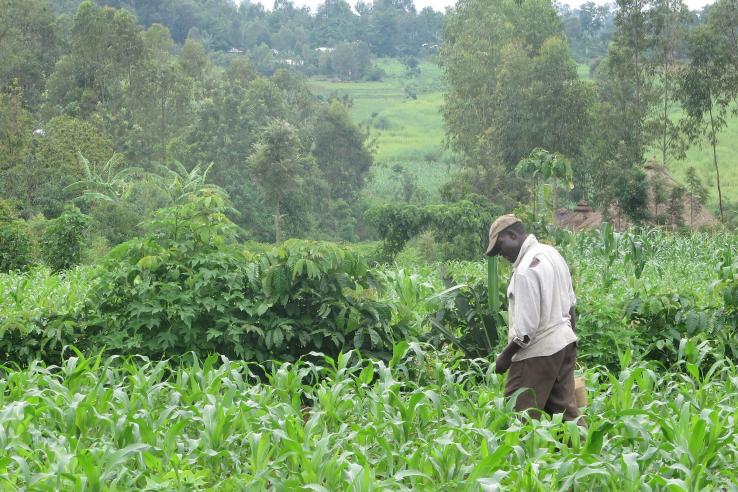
left=507, top=236, right=577, bottom=362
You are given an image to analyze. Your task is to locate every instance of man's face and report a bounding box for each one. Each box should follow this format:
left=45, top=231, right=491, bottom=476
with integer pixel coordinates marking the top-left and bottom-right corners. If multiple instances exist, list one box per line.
left=494, top=230, right=523, bottom=263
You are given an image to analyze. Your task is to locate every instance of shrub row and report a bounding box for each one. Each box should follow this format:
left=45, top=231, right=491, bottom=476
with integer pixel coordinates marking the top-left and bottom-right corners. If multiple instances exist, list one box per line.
left=0, top=194, right=410, bottom=365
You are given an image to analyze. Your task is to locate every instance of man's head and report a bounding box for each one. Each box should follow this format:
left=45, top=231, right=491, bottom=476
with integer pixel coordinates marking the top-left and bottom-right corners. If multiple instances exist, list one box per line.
left=485, top=215, right=528, bottom=263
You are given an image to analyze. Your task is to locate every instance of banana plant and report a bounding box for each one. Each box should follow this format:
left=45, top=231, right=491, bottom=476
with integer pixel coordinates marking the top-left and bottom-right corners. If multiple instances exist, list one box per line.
left=516, top=148, right=574, bottom=222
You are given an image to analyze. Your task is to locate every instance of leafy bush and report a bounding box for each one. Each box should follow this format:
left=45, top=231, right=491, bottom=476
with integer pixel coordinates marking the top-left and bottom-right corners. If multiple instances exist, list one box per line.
left=365, top=198, right=500, bottom=260
left=0, top=267, right=96, bottom=364
left=90, top=192, right=408, bottom=361
left=625, top=293, right=718, bottom=366
left=0, top=200, right=33, bottom=272
left=364, top=65, right=385, bottom=81
left=424, top=262, right=508, bottom=357
left=40, top=204, right=90, bottom=271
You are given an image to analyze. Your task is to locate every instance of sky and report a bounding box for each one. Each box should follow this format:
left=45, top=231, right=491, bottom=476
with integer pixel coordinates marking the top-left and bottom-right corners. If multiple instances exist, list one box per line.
left=244, top=0, right=714, bottom=12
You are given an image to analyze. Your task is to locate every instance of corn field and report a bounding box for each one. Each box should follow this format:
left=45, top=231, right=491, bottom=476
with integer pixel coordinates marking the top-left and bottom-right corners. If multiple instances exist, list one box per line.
left=2, top=229, right=738, bottom=489
left=0, top=344, right=737, bottom=491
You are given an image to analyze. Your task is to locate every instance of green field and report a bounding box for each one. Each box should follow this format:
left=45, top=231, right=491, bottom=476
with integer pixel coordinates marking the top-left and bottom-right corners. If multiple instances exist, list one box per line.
left=311, top=58, right=738, bottom=217
left=3, top=229, right=738, bottom=489
left=652, top=111, right=738, bottom=214
left=309, top=58, right=451, bottom=202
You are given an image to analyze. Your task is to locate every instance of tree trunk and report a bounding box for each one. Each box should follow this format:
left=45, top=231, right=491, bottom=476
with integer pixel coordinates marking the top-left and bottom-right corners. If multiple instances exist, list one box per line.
left=275, top=198, right=281, bottom=244
left=708, top=103, right=724, bottom=222
left=634, top=20, right=642, bottom=160
left=662, top=62, right=669, bottom=167
left=551, top=174, right=557, bottom=224
left=160, top=95, right=166, bottom=163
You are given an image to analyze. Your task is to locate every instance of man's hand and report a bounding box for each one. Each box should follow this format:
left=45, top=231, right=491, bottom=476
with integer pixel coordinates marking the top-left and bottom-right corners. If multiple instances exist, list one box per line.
left=494, top=340, right=523, bottom=374
left=495, top=352, right=512, bottom=374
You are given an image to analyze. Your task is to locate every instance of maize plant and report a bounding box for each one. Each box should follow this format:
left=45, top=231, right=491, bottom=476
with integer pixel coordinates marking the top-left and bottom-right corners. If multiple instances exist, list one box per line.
left=0, top=346, right=737, bottom=490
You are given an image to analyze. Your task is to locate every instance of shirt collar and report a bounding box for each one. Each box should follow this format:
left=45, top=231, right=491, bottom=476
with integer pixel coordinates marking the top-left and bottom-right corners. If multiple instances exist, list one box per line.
left=512, top=234, right=538, bottom=270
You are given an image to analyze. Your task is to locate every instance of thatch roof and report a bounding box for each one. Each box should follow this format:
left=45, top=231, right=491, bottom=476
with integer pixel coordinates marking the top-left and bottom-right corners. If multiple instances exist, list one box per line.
left=556, top=161, right=717, bottom=231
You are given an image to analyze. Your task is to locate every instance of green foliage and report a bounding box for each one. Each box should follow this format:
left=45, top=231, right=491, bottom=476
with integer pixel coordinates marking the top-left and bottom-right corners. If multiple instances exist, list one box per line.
left=0, top=199, right=33, bottom=272
left=19, top=116, right=115, bottom=217
left=516, top=148, right=574, bottom=220
left=667, top=185, right=686, bottom=228
left=249, top=119, right=303, bottom=243
left=40, top=204, right=90, bottom=271
left=0, top=266, right=96, bottom=364
left=65, top=152, right=143, bottom=205
left=320, top=41, right=372, bottom=81
left=560, top=2, right=615, bottom=63
left=0, top=83, right=32, bottom=170
left=685, top=166, right=709, bottom=226
left=625, top=293, right=717, bottom=365
left=366, top=199, right=500, bottom=260
left=677, top=19, right=734, bottom=222
left=0, top=0, right=63, bottom=106
left=2, top=346, right=738, bottom=488
left=604, top=165, right=651, bottom=224
left=439, top=0, right=588, bottom=200
left=90, top=193, right=407, bottom=361
left=428, top=261, right=507, bottom=358
left=312, top=101, right=373, bottom=202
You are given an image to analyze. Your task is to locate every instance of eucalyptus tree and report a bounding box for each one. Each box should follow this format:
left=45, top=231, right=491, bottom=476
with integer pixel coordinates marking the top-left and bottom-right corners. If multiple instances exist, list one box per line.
left=0, top=0, right=63, bottom=107
left=608, top=0, right=659, bottom=165
left=440, top=0, right=583, bottom=202
left=685, top=166, right=708, bottom=226
left=678, top=24, right=730, bottom=221
left=249, top=120, right=303, bottom=243
left=648, top=0, right=691, bottom=168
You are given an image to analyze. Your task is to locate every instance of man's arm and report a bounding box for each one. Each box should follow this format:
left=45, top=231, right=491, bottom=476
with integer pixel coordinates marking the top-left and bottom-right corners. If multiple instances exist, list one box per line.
left=495, top=337, right=527, bottom=373
left=495, top=272, right=541, bottom=373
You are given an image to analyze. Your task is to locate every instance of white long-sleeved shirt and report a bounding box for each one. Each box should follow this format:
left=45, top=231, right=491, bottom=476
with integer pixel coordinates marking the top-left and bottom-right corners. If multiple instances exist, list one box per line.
left=506, top=235, right=577, bottom=361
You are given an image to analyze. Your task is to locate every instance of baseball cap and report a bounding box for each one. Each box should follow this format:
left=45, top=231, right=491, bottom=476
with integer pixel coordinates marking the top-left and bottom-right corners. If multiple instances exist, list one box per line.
left=485, top=214, right=521, bottom=256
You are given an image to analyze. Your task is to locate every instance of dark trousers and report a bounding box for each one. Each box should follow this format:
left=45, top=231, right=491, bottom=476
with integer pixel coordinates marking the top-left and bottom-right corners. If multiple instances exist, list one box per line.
left=504, top=342, right=583, bottom=424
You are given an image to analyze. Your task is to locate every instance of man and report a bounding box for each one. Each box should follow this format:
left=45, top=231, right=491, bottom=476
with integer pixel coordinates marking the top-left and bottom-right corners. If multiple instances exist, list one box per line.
left=485, top=214, right=582, bottom=423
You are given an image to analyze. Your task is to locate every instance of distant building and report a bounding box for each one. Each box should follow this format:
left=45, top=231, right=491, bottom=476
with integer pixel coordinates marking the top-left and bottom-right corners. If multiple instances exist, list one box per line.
left=227, top=47, right=245, bottom=54
left=315, top=47, right=335, bottom=53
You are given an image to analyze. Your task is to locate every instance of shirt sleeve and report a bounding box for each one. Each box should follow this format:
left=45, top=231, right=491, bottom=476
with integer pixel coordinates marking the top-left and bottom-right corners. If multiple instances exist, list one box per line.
left=511, top=270, right=542, bottom=347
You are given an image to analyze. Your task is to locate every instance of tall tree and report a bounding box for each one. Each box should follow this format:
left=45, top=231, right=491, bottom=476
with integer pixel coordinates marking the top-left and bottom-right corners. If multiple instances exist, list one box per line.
left=128, top=24, right=193, bottom=164
left=249, top=120, right=302, bottom=243
left=609, top=0, right=658, bottom=164
left=685, top=166, right=708, bottom=226
left=0, top=84, right=32, bottom=172
left=648, top=0, right=690, bottom=167
left=678, top=25, right=730, bottom=221
left=0, top=0, right=62, bottom=107
left=44, top=1, right=141, bottom=118
left=440, top=0, right=561, bottom=191
left=313, top=0, right=358, bottom=46
left=311, top=101, right=372, bottom=202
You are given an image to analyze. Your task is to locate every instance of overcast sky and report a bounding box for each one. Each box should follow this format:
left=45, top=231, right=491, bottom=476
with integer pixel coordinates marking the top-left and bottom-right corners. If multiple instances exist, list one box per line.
left=244, top=0, right=714, bottom=12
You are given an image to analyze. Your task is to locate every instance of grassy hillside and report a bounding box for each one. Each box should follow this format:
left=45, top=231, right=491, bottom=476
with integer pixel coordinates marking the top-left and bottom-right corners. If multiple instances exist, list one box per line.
left=308, top=58, right=451, bottom=203
left=652, top=111, right=738, bottom=216
left=310, top=58, right=738, bottom=220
